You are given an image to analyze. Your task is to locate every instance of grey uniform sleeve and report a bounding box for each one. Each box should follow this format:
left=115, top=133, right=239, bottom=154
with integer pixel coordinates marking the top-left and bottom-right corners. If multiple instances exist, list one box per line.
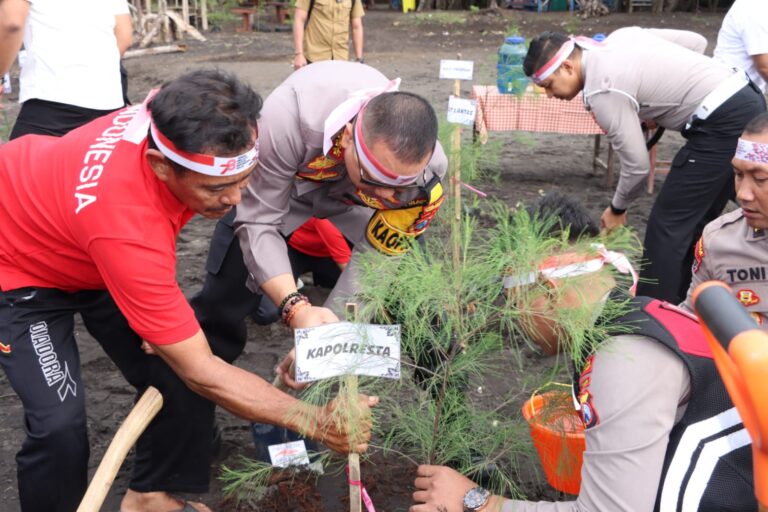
left=235, top=91, right=306, bottom=288
left=502, top=335, right=690, bottom=512
left=588, top=93, right=650, bottom=211
left=646, top=29, right=708, bottom=54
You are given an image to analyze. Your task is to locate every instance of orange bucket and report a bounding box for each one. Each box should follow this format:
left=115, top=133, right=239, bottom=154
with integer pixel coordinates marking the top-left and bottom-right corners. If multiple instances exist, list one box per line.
left=521, top=391, right=586, bottom=495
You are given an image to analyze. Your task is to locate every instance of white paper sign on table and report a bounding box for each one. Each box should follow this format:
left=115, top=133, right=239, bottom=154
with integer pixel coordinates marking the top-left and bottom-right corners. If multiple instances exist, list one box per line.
left=268, top=440, right=311, bottom=468
left=439, top=59, right=474, bottom=81
left=294, top=322, right=401, bottom=383
left=447, top=96, right=477, bottom=126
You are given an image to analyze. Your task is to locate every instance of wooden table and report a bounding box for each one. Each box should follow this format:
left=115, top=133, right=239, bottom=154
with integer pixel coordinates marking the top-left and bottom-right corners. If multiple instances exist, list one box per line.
left=471, top=85, right=616, bottom=185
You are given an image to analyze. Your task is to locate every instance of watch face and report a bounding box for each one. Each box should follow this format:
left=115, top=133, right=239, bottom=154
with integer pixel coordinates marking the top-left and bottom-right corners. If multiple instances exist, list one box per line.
left=463, top=487, right=490, bottom=510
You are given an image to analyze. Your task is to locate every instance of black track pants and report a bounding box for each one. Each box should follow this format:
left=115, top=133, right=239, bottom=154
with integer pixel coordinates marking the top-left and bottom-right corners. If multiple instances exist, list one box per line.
left=0, top=288, right=215, bottom=512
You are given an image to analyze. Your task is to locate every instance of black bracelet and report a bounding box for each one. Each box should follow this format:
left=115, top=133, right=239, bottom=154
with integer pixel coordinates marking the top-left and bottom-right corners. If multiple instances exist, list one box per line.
left=609, top=202, right=627, bottom=215
left=278, top=291, right=304, bottom=314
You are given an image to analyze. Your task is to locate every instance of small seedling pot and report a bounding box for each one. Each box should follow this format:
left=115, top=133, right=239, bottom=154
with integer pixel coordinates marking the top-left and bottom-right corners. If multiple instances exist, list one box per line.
left=521, top=391, right=585, bottom=495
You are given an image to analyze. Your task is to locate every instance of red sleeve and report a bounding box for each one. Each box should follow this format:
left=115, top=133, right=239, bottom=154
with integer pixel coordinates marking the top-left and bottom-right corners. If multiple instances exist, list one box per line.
left=88, top=238, right=200, bottom=344
left=313, top=218, right=351, bottom=265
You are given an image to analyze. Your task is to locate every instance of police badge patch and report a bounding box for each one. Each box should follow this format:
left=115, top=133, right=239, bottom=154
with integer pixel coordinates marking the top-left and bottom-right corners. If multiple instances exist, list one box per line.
left=577, top=354, right=599, bottom=429
left=737, top=289, right=760, bottom=307
left=692, top=236, right=704, bottom=274
left=578, top=390, right=599, bottom=429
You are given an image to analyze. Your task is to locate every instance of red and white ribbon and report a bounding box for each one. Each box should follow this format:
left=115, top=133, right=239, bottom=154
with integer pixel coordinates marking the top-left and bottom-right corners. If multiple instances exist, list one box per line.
left=735, top=138, right=768, bottom=165
left=322, top=78, right=401, bottom=156
left=353, top=104, right=422, bottom=187
left=122, top=89, right=259, bottom=177
left=532, top=38, right=576, bottom=85
left=531, top=36, right=602, bottom=85
left=347, top=466, right=376, bottom=512
left=503, top=243, right=638, bottom=295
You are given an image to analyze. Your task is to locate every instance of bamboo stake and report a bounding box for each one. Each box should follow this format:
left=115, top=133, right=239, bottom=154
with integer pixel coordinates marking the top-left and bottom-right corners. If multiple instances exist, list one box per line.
left=77, top=387, right=163, bottom=512
left=346, top=302, right=362, bottom=512
left=450, top=53, right=463, bottom=274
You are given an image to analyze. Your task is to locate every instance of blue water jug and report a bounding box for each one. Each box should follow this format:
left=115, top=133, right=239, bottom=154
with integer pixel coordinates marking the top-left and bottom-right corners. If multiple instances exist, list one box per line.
left=497, top=36, right=529, bottom=95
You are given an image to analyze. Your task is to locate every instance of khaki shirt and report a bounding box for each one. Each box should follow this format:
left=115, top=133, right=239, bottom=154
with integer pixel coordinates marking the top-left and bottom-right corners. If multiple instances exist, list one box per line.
left=582, top=27, right=735, bottom=210
left=235, top=61, right=448, bottom=314
left=503, top=335, right=691, bottom=512
left=296, top=0, right=364, bottom=62
left=681, top=209, right=768, bottom=330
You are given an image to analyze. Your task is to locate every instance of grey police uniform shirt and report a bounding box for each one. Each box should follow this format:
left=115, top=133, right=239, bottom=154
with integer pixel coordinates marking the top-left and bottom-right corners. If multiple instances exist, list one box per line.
left=582, top=27, right=735, bottom=210
left=234, top=61, right=448, bottom=312
left=503, top=335, right=691, bottom=512
left=681, top=208, right=768, bottom=330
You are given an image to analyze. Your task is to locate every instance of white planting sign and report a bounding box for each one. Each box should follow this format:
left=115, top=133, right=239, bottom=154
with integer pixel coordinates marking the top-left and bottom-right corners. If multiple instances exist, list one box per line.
left=294, top=323, right=401, bottom=383
left=447, top=96, right=477, bottom=126
left=268, top=440, right=311, bottom=468
left=439, top=59, right=474, bottom=81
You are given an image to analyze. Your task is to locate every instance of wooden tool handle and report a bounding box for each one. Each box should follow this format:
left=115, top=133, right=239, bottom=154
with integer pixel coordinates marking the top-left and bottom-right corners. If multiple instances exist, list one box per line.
left=77, top=386, right=163, bottom=512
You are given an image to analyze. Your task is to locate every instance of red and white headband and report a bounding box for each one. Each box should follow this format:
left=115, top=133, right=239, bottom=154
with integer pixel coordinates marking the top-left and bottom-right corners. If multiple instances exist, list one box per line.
left=122, top=89, right=258, bottom=177
left=735, top=138, right=768, bottom=165
left=532, top=37, right=576, bottom=85
left=353, top=106, right=421, bottom=187
left=503, top=243, right=638, bottom=295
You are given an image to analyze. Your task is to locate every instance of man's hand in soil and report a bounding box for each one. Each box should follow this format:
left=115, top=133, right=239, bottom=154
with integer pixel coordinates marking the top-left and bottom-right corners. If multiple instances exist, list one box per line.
left=600, top=206, right=627, bottom=233
left=307, top=394, right=379, bottom=454
left=410, top=465, right=502, bottom=512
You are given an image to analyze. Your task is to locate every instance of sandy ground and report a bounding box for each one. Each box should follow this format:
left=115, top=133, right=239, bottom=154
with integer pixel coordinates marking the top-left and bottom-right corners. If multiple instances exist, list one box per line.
left=0, top=7, right=727, bottom=511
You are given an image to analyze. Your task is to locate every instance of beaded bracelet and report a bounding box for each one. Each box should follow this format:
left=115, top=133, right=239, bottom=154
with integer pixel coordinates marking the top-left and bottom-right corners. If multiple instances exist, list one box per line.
left=281, top=293, right=310, bottom=324
left=284, top=300, right=311, bottom=327
left=279, top=291, right=305, bottom=314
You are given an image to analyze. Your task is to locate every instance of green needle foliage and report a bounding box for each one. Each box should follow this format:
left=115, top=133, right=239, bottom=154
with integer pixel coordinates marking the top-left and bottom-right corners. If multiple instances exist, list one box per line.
left=352, top=200, right=640, bottom=498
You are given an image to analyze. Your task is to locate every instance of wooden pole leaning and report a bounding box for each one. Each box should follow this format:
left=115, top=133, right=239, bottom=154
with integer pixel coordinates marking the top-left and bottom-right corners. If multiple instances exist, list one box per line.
left=77, top=386, right=163, bottom=512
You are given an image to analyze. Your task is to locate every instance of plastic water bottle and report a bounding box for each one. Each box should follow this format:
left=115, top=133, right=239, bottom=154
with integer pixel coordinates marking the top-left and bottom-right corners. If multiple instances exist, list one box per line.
left=497, top=36, right=529, bottom=95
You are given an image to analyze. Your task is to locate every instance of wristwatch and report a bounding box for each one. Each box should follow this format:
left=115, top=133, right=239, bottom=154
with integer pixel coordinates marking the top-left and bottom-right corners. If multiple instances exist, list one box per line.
left=355, top=57, right=365, bottom=63
left=463, top=486, right=490, bottom=512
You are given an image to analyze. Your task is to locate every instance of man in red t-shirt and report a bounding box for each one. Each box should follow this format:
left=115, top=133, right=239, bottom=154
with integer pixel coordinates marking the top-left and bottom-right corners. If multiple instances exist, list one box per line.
left=0, top=69, right=376, bottom=512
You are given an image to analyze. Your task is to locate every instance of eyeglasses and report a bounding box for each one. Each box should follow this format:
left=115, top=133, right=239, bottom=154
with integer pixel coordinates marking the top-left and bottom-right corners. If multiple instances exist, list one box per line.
left=350, top=124, right=427, bottom=189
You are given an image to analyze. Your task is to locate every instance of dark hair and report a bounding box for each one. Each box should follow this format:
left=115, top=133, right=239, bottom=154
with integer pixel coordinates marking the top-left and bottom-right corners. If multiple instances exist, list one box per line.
left=523, top=31, right=578, bottom=78
left=743, top=112, right=768, bottom=136
left=148, top=69, right=262, bottom=157
left=527, top=191, right=599, bottom=241
left=361, top=91, right=438, bottom=164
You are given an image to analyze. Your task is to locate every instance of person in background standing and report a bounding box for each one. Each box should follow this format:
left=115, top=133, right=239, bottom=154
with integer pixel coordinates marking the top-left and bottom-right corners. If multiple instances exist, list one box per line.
left=3, top=0, right=132, bottom=139
left=292, top=0, right=364, bottom=70
left=714, top=0, right=768, bottom=93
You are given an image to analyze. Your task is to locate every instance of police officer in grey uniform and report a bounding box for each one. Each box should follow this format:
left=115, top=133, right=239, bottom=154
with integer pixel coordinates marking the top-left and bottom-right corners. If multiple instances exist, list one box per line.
left=523, top=27, right=767, bottom=305
left=682, top=112, right=768, bottom=329
left=191, top=61, right=448, bottom=383
left=411, top=256, right=755, bottom=512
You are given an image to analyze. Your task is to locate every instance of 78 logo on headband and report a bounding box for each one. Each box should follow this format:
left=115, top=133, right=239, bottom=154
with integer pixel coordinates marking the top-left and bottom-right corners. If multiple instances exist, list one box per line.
left=151, top=122, right=259, bottom=177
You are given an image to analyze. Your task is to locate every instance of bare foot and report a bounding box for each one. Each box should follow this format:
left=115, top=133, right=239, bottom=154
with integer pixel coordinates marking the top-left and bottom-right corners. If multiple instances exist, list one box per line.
left=121, top=489, right=212, bottom=512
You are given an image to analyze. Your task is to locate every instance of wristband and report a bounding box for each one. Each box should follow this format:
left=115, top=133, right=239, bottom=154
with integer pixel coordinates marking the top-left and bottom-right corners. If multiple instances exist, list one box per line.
left=355, top=57, right=364, bottom=63
left=284, top=300, right=311, bottom=327
left=279, top=291, right=304, bottom=313
left=609, top=202, right=627, bottom=215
